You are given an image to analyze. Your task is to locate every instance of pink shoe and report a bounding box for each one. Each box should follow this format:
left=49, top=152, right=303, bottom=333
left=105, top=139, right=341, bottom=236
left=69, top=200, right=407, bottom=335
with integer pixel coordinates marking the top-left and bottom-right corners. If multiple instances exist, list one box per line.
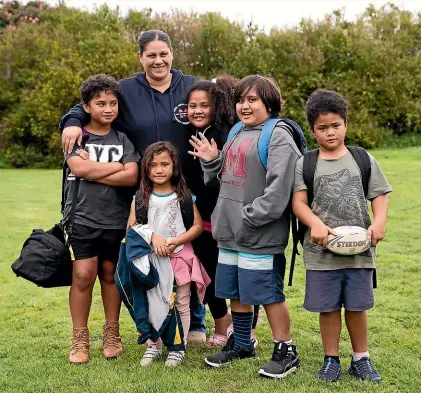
left=207, top=333, right=228, bottom=347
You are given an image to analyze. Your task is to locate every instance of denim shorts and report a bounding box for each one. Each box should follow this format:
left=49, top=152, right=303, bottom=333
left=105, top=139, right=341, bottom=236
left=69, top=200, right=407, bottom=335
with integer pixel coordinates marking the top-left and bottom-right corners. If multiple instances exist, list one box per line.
left=304, top=268, right=374, bottom=313
left=215, top=248, right=285, bottom=305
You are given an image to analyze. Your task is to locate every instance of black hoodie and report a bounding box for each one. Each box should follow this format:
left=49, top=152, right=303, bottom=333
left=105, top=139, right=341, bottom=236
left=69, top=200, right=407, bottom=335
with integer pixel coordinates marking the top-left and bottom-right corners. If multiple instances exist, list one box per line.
left=59, top=69, right=198, bottom=168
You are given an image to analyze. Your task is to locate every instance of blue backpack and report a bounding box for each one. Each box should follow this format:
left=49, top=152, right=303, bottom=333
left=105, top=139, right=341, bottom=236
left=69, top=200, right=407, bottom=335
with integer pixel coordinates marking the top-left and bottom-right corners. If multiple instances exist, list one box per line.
left=226, top=118, right=307, bottom=286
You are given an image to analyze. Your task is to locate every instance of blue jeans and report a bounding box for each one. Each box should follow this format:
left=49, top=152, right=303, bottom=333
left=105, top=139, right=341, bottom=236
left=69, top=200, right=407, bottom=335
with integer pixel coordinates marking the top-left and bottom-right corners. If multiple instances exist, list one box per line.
left=189, top=285, right=206, bottom=333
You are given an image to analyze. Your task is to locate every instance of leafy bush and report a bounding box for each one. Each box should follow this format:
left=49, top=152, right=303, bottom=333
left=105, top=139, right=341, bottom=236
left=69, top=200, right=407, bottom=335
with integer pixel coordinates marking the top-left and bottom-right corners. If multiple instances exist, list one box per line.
left=0, top=2, right=420, bottom=167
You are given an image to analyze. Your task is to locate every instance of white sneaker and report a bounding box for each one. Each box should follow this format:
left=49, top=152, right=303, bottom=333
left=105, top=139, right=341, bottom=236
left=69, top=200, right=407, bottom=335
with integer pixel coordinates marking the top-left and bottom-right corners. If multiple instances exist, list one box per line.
left=165, top=350, right=185, bottom=367
left=140, top=346, right=162, bottom=366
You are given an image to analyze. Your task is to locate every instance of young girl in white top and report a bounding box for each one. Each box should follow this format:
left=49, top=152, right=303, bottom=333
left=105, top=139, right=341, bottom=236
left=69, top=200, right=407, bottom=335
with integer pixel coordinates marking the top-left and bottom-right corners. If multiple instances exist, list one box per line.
left=127, top=141, right=210, bottom=366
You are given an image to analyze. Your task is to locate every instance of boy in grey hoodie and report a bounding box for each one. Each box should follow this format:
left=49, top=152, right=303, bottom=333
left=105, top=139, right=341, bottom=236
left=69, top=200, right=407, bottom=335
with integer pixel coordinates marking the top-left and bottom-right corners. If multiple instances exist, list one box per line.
left=189, top=75, right=301, bottom=379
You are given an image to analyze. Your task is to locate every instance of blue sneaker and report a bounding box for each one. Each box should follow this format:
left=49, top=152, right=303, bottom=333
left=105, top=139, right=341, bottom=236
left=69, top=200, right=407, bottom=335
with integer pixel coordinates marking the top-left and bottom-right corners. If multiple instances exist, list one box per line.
left=316, top=357, right=341, bottom=382
left=349, top=357, right=381, bottom=383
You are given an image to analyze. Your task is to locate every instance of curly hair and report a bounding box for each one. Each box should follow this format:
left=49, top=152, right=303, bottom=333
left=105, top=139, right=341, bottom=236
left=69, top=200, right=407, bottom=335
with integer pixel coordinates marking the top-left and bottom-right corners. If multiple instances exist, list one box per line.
left=140, top=141, right=187, bottom=208
left=306, top=89, right=349, bottom=129
left=185, top=74, right=238, bottom=131
left=234, top=75, right=284, bottom=118
left=80, top=74, right=120, bottom=104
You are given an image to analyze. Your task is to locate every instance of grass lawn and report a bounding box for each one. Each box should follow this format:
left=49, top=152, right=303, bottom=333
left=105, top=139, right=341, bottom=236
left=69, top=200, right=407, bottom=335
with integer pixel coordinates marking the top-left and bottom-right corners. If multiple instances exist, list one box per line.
left=0, top=147, right=420, bottom=393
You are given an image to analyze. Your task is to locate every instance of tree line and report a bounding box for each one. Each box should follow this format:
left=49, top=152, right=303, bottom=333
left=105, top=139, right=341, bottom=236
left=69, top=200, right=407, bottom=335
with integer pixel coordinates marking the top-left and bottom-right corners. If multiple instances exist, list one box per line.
left=0, top=1, right=420, bottom=167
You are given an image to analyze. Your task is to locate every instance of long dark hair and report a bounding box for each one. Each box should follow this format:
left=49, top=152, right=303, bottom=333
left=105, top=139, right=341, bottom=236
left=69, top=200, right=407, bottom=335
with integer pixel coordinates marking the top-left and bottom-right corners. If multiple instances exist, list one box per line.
left=185, top=75, right=238, bottom=131
left=140, top=141, right=187, bottom=208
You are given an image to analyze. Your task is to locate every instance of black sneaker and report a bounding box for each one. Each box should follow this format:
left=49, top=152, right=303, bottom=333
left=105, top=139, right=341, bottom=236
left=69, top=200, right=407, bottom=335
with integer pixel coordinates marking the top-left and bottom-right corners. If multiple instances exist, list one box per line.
left=316, top=357, right=341, bottom=382
left=204, top=334, right=256, bottom=368
left=258, top=341, right=300, bottom=379
left=349, top=357, right=381, bottom=383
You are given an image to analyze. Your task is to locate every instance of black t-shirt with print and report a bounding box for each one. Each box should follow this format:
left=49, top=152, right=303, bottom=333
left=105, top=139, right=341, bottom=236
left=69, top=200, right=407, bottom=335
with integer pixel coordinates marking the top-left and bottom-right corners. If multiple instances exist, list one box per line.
left=63, top=128, right=140, bottom=230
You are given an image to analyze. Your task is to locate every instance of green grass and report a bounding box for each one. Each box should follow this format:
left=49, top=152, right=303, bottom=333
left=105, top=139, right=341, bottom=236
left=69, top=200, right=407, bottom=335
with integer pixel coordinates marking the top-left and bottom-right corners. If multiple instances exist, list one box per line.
left=1, top=147, right=420, bottom=393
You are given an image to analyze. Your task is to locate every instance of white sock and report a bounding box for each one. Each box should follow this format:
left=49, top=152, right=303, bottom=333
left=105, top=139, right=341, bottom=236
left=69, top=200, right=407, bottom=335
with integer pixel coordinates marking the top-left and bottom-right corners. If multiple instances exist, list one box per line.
left=353, top=351, right=369, bottom=361
left=274, top=339, right=293, bottom=345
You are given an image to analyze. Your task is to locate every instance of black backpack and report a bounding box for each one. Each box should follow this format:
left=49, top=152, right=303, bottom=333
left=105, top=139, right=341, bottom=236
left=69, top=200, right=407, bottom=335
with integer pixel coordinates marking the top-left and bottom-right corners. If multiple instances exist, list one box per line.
left=290, top=146, right=377, bottom=287
left=11, top=139, right=87, bottom=287
left=134, top=189, right=194, bottom=230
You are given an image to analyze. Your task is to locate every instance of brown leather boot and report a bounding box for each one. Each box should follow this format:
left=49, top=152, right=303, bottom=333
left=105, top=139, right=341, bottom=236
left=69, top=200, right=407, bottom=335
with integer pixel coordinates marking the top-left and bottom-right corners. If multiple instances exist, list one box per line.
left=103, top=321, right=123, bottom=359
left=69, top=328, right=89, bottom=364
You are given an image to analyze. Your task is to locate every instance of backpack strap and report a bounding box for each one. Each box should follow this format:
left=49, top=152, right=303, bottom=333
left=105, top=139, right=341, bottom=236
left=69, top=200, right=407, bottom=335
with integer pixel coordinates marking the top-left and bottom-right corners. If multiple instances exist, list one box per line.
left=346, top=146, right=376, bottom=288
left=302, top=149, right=319, bottom=208
left=288, top=149, right=318, bottom=286
left=346, top=146, right=371, bottom=197
left=180, top=189, right=194, bottom=230
left=134, top=190, right=148, bottom=225
left=258, top=118, right=279, bottom=169
left=226, top=121, right=244, bottom=142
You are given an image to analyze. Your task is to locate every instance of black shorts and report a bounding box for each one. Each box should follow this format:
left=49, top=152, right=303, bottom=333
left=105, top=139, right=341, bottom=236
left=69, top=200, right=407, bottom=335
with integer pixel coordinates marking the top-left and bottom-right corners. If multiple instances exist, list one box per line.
left=68, top=223, right=125, bottom=262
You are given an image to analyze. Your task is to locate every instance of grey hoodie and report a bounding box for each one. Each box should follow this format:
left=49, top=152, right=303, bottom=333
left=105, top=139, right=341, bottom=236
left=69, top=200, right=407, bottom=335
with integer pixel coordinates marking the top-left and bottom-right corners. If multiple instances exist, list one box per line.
left=201, top=121, right=301, bottom=255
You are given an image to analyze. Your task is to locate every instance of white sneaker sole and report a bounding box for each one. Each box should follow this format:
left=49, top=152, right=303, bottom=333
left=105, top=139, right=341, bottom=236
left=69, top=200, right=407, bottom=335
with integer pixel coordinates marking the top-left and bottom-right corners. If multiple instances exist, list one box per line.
left=258, top=365, right=299, bottom=379
left=204, top=358, right=224, bottom=368
left=205, top=355, right=257, bottom=368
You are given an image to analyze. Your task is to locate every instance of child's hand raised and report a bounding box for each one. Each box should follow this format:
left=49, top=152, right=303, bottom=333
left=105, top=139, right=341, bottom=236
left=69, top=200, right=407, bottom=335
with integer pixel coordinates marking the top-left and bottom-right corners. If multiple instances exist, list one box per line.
left=188, top=132, right=219, bottom=161
left=151, top=233, right=169, bottom=257
left=310, top=221, right=336, bottom=248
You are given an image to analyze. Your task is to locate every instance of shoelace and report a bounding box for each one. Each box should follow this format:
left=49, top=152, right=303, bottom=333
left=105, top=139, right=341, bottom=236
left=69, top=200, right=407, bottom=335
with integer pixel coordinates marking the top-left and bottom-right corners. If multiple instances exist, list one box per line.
left=143, top=347, right=162, bottom=358
left=355, top=358, right=375, bottom=374
left=271, top=343, right=291, bottom=362
left=167, top=351, right=184, bottom=362
left=103, top=323, right=121, bottom=348
left=71, top=330, right=89, bottom=354
left=320, top=358, right=340, bottom=374
left=222, top=333, right=235, bottom=352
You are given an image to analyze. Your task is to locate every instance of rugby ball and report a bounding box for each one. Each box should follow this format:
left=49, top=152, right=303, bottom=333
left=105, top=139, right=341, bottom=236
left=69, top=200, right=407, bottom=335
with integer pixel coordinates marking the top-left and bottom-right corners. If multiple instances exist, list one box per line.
left=327, top=226, right=371, bottom=255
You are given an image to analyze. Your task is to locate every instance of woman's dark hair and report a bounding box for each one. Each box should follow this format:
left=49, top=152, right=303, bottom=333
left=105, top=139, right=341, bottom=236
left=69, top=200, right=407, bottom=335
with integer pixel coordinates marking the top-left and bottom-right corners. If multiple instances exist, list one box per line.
left=140, top=141, right=186, bottom=208
left=234, top=75, right=284, bottom=118
left=185, top=75, right=238, bottom=130
left=306, top=89, right=349, bottom=129
left=138, top=29, right=172, bottom=55
left=80, top=74, right=120, bottom=104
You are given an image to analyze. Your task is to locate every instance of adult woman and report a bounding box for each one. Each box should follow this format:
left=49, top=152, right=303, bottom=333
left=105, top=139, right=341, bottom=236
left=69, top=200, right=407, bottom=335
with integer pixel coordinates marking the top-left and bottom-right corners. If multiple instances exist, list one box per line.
left=60, top=29, right=206, bottom=344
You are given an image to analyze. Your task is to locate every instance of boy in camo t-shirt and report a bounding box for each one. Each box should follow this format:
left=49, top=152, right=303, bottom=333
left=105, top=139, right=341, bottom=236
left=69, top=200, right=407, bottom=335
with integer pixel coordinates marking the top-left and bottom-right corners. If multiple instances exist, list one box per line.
left=292, top=89, right=391, bottom=383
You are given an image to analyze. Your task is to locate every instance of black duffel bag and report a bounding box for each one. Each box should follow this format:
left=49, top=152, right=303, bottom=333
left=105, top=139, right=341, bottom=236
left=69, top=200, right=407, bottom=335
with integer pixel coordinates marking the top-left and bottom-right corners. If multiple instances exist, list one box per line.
left=11, top=159, right=81, bottom=288
left=12, top=223, right=73, bottom=287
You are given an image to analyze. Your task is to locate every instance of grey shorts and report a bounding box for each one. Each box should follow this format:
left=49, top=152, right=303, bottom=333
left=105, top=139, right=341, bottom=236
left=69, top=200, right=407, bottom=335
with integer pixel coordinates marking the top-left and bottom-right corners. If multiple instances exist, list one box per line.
left=304, top=268, right=374, bottom=313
